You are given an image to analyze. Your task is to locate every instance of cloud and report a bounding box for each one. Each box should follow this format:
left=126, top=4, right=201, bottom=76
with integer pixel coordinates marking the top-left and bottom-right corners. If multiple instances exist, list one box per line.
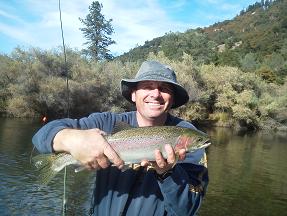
left=0, top=9, right=34, bottom=44
left=0, top=9, right=23, bottom=23
left=0, top=22, right=29, bottom=40
left=0, top=0, right=88, bottom=51
left=97, top=0, right=190, bottom=54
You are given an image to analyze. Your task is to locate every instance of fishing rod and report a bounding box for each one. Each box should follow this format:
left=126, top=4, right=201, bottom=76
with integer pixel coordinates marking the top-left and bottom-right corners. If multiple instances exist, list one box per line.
left=58, top=0, right=70, bottom=215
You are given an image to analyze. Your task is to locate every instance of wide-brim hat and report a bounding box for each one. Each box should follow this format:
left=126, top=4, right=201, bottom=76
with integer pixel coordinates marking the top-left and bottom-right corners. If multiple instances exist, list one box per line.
left=121, top=60, right=189, bottom=109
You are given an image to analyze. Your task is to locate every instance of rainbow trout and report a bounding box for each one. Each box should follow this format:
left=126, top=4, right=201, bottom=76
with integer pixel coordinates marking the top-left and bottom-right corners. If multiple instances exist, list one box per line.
left=32, top=124, right=210, bottom=184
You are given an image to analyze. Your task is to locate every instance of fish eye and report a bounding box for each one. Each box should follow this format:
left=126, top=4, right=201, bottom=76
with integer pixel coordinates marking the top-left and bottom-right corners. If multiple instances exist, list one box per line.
left=197, top=137, right=202, bottom=142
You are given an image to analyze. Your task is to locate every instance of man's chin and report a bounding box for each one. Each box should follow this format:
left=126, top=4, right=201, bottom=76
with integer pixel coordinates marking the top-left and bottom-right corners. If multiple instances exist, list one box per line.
left=143, top=104, right=170, bottom=117
left=146, top=107, right=164, bottom=114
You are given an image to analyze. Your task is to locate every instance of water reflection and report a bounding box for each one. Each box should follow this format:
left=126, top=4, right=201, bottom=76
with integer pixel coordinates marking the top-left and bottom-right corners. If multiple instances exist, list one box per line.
left=199, top=128, right=287, bottom=216
left=0, top=118, right=94, bottom=215
left=0, top=119, right=286, bottom=215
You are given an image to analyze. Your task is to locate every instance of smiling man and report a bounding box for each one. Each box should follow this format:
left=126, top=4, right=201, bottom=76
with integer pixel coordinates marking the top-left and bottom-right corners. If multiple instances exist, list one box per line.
left=32, top=60, right=209, bottom=216
left=131, top=81, right=174, bottom=126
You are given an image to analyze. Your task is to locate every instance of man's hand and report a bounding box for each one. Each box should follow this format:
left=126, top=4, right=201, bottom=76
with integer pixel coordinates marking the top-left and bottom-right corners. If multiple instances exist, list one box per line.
left=140, top=144, right=186, bottom=174
left=53, top=128, right=124, bottom=170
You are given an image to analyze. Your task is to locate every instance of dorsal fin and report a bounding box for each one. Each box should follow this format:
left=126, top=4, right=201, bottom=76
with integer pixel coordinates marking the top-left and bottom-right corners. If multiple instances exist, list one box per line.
left=112, top=121, right=133, bottom=133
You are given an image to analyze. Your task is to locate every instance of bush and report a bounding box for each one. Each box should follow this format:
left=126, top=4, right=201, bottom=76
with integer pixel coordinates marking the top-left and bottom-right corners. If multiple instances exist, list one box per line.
left=1, top=49, right=286, bottom=131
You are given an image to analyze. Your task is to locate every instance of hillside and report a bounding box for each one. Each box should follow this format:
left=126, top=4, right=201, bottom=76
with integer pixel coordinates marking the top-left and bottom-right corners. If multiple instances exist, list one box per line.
left=204, top=0, right=287, bottom=55
left=117, top=0, right=287, bottom=83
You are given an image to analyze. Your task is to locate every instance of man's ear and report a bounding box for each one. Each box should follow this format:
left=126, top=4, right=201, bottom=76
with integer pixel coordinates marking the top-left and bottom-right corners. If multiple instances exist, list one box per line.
left=131, top=90, right=136, bottom=102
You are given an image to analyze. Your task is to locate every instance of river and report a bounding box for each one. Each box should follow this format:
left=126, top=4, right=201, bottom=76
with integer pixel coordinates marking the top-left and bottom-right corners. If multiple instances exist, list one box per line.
left=0, top=118, right=286, bottom=215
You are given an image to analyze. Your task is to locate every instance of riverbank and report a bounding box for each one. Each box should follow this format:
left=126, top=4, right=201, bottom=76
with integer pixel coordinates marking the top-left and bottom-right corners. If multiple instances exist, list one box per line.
left=194, top=118, right=287, bottom=132
left=1, top=114, right=287, bottom=132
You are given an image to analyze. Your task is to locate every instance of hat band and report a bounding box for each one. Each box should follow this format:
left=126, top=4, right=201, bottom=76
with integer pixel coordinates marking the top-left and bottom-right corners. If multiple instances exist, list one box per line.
left=136, top=71, right=177, bottom=82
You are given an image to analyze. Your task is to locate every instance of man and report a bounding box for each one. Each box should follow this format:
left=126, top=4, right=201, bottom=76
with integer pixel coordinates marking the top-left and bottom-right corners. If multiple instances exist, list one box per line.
left=32, top=60, right=208, bottom=215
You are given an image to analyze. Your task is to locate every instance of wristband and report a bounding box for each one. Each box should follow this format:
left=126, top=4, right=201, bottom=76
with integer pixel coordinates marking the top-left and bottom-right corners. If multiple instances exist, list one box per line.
left=156, top=170, right=173, bottom=182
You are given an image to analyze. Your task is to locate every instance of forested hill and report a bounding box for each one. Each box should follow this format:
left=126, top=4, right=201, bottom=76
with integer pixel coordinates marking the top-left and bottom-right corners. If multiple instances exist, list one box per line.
left=1, top=0, right=286, bottom=131
left=117, top=0, right=287, bottom=83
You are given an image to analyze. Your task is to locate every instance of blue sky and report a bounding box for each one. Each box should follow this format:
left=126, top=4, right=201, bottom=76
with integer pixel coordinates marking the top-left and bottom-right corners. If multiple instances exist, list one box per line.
left=0, top=0, right=259, bottom=56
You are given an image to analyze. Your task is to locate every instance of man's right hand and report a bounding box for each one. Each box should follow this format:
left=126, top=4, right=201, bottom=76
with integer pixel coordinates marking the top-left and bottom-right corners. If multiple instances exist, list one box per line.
left=53, top=128, right=124, bottom=170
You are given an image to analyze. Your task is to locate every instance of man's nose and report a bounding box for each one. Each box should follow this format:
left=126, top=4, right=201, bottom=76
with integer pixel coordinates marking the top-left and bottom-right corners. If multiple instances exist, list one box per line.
left=150, top=88, right=160, bottom=97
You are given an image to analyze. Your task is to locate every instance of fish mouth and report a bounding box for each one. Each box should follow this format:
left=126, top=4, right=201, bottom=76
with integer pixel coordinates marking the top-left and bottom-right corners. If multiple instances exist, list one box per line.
left=198, top=140, right=211, bottom=149
left=202, top=140, right=211, bottom=148
left=186, top=139, right=211, bottom=153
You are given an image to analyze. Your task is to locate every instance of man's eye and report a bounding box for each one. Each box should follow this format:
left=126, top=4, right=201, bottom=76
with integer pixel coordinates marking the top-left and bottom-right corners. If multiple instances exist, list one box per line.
left=160, top=86, right=173, bottom=93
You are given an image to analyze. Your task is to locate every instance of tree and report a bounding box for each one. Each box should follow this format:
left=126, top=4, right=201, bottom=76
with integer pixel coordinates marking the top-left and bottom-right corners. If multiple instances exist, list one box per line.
left=79, top=1, right=115, bottom=61
left=256, top=66, right=276, bottom=83
left=240, top=53, right=259, bottom=72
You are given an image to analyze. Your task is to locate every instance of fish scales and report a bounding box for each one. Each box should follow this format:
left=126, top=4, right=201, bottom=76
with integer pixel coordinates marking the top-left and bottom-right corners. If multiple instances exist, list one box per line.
left=107, top=126, right=183, bottom=162
left=109, top=136, right=178, bottom=163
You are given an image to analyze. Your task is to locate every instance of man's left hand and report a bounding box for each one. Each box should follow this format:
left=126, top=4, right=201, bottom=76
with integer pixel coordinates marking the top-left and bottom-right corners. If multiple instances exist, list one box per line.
left=141, top=144, right=186, bottom=174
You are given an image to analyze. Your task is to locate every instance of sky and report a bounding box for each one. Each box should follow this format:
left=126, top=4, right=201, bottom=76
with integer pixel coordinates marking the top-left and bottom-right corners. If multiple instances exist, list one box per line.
left=0, top=0, right=259, bottom=56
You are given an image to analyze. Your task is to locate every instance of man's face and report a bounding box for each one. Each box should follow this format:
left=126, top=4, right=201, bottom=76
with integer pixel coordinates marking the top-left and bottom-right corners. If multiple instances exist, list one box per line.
left=131, top=81, right=174, bottom=120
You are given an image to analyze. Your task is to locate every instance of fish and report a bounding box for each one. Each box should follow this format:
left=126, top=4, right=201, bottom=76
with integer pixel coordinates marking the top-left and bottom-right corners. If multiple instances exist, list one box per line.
left=32, top=123, right=211, bottom=184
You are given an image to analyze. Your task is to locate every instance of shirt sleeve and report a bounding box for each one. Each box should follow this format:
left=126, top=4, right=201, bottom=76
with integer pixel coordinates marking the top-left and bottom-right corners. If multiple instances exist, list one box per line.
left=32, top=112, right=117, bottom=153
left=158, top=163, right=208, bottom=215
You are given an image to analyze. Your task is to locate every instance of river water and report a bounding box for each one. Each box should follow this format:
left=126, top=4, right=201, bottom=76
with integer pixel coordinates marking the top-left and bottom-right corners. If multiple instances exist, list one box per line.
left=0, top=118, right=286, bottom=215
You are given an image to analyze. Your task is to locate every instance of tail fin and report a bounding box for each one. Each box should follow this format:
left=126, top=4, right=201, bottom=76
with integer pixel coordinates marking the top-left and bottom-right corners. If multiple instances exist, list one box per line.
left=32, top=154, right=65, bottom=185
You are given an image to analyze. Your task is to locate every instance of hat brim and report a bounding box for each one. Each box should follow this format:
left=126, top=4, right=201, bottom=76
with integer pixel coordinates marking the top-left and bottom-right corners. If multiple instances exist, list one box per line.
left=121, top=78, right=189, bottom=109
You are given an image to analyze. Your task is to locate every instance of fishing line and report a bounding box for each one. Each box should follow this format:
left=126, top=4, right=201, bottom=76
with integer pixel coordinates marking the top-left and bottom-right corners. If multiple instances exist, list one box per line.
left=58, top=0, right=69, bottom=215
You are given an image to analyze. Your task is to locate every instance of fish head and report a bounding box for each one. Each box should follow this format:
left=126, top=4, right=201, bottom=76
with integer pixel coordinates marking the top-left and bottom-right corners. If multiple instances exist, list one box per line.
left=175, top=129, right=211, bottom=152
